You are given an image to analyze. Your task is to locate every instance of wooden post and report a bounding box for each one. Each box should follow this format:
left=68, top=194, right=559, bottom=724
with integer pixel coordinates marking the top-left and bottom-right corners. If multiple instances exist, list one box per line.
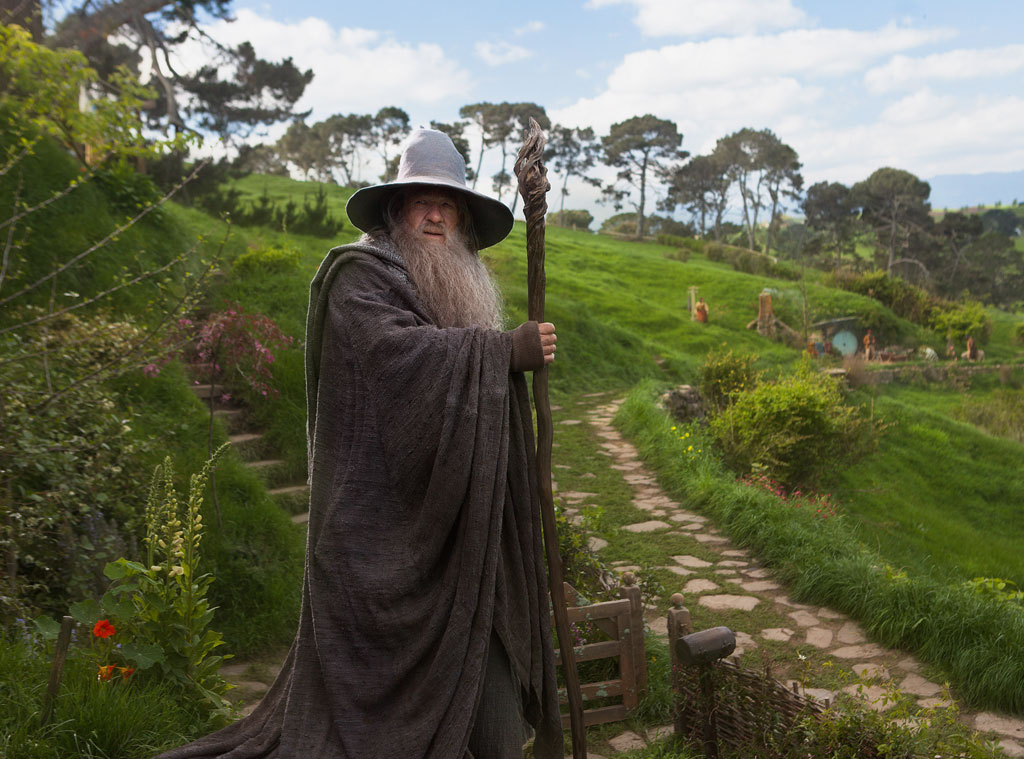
left=667, top=593, right=691, bottom=736
left=620, top=572, right=646, bottom=697
left=40, top=615, right=74, bottom=726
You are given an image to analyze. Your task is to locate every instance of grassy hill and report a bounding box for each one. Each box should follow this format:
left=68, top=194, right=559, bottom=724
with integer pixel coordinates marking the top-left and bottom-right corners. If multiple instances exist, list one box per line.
left=178, top=172, right=1024, bottom=711
left=185, top=175, right=1024, bottom=594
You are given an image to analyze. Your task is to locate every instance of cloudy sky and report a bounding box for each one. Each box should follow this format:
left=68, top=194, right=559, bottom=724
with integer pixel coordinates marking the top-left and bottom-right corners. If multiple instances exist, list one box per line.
left=200, top=0, right=1024, bottom=215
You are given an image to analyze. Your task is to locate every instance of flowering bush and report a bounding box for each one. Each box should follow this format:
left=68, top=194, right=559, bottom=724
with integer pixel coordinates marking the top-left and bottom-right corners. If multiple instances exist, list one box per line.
left=698, top=348, right=760, bottom=412
left=149, top=304, right=292, bottom=403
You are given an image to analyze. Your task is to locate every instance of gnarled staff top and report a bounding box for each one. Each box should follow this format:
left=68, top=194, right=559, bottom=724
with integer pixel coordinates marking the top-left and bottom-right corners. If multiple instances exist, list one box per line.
left=514, top=117, right=550, bottom=232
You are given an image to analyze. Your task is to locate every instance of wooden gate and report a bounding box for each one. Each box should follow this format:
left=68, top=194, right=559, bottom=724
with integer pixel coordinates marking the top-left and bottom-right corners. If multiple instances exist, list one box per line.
left=553, top=579, right=647, bottom=728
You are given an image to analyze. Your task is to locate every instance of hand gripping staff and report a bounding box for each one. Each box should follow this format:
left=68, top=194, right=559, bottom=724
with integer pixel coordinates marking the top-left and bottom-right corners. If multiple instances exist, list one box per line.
left=514, top=118, right=587, bottom=759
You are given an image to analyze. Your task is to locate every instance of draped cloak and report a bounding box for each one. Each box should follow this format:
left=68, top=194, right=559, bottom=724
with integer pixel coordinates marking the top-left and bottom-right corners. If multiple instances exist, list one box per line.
left=156, top=236, right=562, bottom=759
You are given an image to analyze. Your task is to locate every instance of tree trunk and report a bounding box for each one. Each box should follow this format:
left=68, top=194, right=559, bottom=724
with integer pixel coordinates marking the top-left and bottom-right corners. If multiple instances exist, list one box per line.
left=739, top=173, right=754, bottom=250
left=636, top=155, right=648, bottom=239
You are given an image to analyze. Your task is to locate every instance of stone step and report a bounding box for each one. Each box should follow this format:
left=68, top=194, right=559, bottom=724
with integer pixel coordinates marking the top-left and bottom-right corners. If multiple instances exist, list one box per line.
left=244, top=459, right=292, bottom=488
left=269, top=484, right=310, bottom=515
left=190, top=383, right=218, bottom=399
left=213, top=408, right=248, bottom=434
left=229, top=432, right=270, bottom=460
left=291, top=512, right=309, bottom=525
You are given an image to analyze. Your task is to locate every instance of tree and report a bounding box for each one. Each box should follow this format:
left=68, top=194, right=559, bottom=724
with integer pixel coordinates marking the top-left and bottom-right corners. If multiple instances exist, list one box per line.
left=12, top=0, right=311, bottom=144
left=277, top=121, right=328, bottom=181
left=716, top=128, right=801, bottom=253
left=323, top=113, right=373, bottom=186
left=661, top=153, right=730, bottom=239
left=369, top=107, right=410, bottom=182
left=458, top=102, right=501, bottom=189
left=850, top=168, right=932, bottom=276
left=761, top=139, right=803, bottom=256
left=544, top=125, right=602, bottom=225
left=601, top=115, right=687, bottom=239
left=981, top=208, right=1022, bottom=238
left=802, top=181, right=858, bottom=270
left=935, top=211, right=984, bottom=289
left=957, top=232, right=1024, bottom=307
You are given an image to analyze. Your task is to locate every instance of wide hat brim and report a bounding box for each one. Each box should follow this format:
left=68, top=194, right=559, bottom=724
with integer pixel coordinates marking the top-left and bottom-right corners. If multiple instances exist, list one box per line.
left=345, top=128, right=514, bottom=250
left=346, top=178, right=514, bottom=250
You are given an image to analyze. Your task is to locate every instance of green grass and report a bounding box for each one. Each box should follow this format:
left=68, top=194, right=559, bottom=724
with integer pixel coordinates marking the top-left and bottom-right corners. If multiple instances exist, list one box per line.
left=0, top=635, right=218, bottom=759
left=836, top=388, right=1024, bottom=587
left=616, top=380, right=1024, bottom=714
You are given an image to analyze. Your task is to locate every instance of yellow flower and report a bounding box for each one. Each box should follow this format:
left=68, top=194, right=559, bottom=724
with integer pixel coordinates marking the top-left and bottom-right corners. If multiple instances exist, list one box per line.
left=671, top=426, right=676, bottom=431
left=688, top=445, right=693, bottom=451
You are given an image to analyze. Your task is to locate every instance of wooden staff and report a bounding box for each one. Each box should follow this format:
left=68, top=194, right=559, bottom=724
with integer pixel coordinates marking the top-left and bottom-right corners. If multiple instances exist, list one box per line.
left=514, top=117, right=587, bottom=759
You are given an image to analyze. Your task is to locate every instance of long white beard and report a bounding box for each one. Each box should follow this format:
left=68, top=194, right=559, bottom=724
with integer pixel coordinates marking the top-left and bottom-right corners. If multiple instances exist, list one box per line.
left=390, top=225, right=503, bottom=329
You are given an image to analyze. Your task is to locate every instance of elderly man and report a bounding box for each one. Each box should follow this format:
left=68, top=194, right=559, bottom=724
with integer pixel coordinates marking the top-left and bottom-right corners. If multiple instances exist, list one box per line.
left=158, top=129, right=563, bottom=759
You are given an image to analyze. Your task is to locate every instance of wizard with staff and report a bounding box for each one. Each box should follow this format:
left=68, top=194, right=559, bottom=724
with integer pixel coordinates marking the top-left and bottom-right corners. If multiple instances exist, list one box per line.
left=157, top=125, right=586, bottom=758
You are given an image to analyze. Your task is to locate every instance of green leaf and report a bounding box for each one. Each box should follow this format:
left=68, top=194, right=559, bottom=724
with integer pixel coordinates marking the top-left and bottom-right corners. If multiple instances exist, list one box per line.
left=33, top=615, right=62, bottom=640
left=69, top=598, right=102, bottom=625
left=121, top=642, right=165, bottom=670
left=104, top=560, right=127, bottom=580
left=100, top=591, right=134, bottom=621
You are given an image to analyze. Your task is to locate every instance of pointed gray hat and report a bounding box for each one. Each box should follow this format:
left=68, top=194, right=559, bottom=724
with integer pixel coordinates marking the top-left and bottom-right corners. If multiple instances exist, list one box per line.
left=345, top=128, right=514, bottom=249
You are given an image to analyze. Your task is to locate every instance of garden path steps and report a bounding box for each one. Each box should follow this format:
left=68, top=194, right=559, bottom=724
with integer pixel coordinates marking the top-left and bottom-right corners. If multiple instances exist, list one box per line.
left=207, top=386, right=1024, bottom=755
left=189, top=381, right=309, bottom=714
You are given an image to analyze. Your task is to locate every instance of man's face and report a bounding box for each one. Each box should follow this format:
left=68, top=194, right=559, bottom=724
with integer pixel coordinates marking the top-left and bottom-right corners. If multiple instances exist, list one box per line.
left=399, top=189, right=460, bottom=242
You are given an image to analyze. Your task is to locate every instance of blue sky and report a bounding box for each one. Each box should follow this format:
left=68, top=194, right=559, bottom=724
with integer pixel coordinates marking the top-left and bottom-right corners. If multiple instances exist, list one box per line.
left=193, top=0, right=1024, bottom=216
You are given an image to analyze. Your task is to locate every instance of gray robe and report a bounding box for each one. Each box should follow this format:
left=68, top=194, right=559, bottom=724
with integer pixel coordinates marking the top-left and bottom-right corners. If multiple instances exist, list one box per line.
left=157, top=236, right=561, bottom=758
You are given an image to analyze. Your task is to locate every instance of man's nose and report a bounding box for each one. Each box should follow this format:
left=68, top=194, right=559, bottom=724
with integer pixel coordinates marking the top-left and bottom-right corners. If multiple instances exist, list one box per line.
left=424, top=203, right=444, bottom=222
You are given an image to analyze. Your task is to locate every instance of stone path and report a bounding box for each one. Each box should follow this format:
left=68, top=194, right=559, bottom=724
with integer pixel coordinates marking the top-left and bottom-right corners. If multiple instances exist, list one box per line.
left=555, top=394, right=1024, bottom=757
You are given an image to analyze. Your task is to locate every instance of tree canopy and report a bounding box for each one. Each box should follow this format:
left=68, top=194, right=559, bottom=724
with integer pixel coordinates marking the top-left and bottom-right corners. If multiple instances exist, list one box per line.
left=601, top=114, right=686, bottom=239
left=851, top=167, right=932, bottom=275
left=7, top=0, right=312, bottom=144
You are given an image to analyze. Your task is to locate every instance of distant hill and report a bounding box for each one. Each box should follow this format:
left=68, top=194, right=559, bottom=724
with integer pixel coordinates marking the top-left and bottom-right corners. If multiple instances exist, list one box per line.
left=927, top=170, right=1024, bottom=210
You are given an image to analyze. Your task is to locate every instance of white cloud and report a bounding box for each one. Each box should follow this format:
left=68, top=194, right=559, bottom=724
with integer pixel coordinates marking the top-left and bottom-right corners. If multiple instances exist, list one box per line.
left=797, top=93, right=1024, bottom=182
left=551, top=21, right=1023, bottom=201
left=552, top=25, right=951, bottom=136
left=474, top=41, right=532, bottom=66
left=514, top=21, right=545, bottom=36
left=586, top=0, right=808, bottom=37
left=191, top=9, right=472, bottom=118
left=865, top=45, right=1024, bottom=93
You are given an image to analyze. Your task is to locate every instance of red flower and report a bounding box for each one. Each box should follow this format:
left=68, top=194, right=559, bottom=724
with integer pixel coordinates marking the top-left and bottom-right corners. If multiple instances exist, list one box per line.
left=97, top=664, right=116, bottom=681
left=93, top=619, right=116, bottom=638
left=118, top=666, right=135, bottom=679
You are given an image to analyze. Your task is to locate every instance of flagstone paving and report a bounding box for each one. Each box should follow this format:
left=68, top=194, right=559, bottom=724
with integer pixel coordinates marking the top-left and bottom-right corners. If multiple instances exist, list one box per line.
left=558, top=395, right=1024, bottom=757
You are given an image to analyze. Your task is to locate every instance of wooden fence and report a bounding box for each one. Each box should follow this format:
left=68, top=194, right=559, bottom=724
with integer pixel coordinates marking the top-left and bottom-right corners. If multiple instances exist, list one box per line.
left=553, top=580, right=647, bottom=728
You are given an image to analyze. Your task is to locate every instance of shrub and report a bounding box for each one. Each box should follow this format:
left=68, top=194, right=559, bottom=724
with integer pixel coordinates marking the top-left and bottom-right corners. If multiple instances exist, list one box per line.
left=710, top=362, right=877, bottom=488
left=657, top=233, right=700, bottom=251
left=1015, top=322, right=1024, bottom=345
left=1, top=313, right=158, bottom=620
left=547, top=208, right=594, bottom=231
left=698, top=349, right=760, bottom=412
left=735, top=249, right=771, bottom=275
left=829, top=269, right=993, bottom=344
left=929, top=299, right=992, bottom=344
left=233, top=244, right=302, bottom=278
